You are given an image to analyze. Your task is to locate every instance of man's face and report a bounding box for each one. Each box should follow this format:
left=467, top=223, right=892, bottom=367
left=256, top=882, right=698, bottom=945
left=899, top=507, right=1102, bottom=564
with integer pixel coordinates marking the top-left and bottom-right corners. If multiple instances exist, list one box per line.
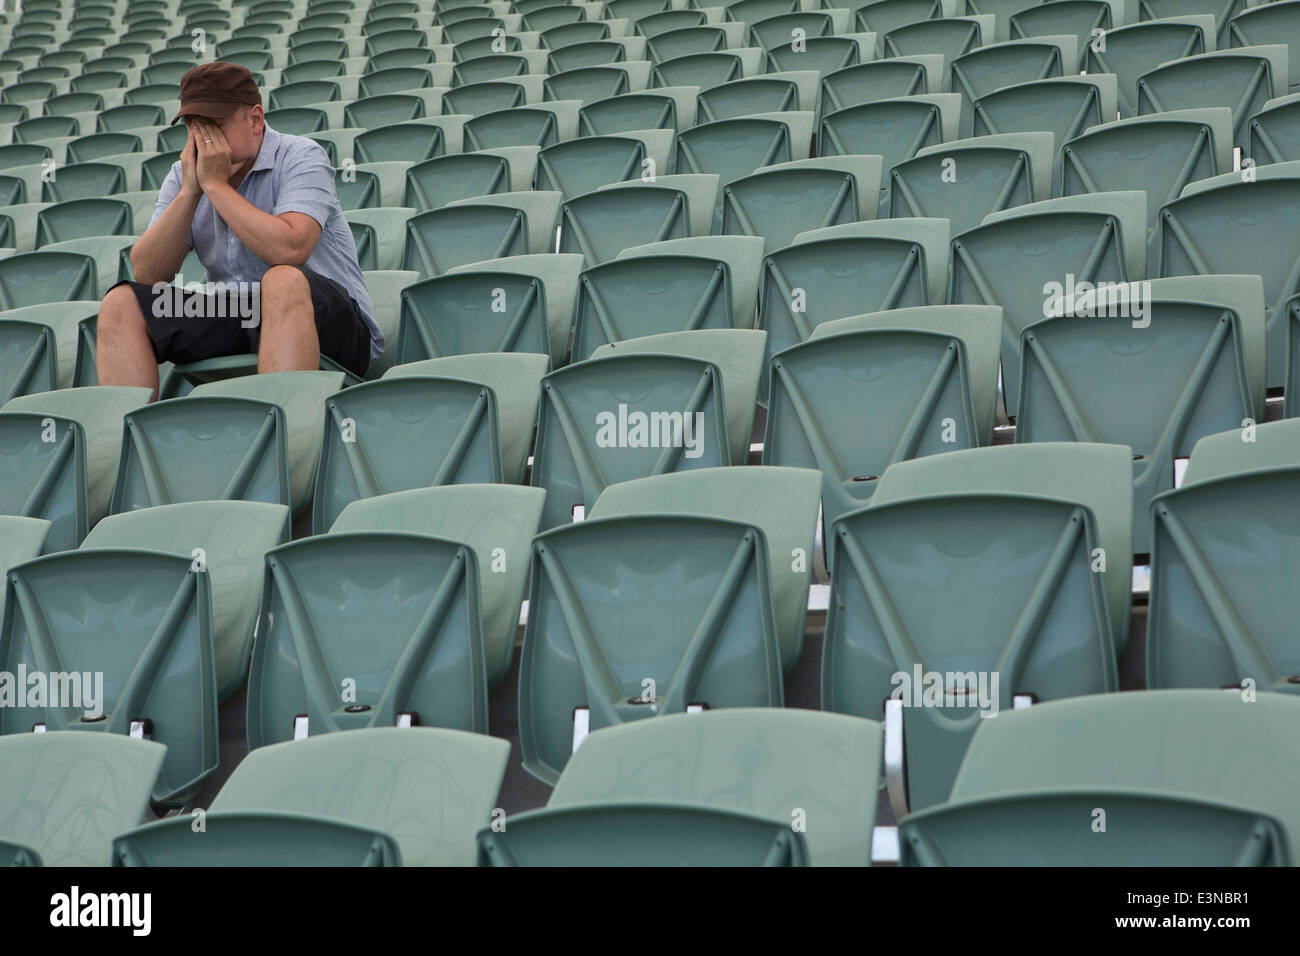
left=187, top=104, right=264, bottom=164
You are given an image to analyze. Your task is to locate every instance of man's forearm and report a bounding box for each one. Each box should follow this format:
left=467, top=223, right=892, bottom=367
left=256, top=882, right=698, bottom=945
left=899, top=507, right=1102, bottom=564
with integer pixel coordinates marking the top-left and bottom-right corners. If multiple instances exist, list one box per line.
left=202, top=182, right=315, bottom=266
left=131, top=188, right=201, bottom=285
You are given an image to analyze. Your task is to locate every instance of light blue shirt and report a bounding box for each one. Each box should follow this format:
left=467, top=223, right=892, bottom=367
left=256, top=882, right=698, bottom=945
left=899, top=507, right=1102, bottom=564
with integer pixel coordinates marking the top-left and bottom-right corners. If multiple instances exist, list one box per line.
left=150, top=124, right=382, bottom=359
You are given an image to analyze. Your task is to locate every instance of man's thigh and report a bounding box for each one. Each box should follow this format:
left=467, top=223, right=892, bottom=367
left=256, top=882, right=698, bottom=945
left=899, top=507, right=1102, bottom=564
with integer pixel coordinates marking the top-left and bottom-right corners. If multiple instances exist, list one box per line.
left=111, top=279, right=255, bottom=365
left=254, top=266, right=371, bottom=377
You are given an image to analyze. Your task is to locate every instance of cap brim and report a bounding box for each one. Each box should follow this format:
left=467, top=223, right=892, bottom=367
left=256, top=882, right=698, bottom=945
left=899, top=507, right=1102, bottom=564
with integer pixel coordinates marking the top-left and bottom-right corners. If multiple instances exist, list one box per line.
left=170, top=101, right=243, bottom=125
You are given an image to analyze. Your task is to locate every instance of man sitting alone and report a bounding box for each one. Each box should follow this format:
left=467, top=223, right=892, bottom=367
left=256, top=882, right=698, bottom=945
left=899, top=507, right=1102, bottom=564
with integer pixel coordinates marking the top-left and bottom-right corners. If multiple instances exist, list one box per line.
left=96, top=61, right=381, bottom=395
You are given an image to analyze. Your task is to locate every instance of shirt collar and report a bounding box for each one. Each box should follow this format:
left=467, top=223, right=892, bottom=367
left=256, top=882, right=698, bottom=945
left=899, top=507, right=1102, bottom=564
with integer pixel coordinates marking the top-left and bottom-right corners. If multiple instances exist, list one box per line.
left=250, top=125, right=280, bottom=173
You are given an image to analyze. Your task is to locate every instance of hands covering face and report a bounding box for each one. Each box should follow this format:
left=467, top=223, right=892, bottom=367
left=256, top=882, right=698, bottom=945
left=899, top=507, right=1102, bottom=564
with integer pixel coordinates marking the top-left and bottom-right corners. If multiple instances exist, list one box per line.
left=188, top=117, right=235, bottom=193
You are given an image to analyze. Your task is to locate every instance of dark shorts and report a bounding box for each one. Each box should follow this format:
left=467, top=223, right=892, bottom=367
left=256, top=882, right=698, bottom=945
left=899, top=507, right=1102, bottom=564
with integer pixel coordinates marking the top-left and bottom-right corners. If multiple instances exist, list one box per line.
left=112, top=265, right=373, bottom=377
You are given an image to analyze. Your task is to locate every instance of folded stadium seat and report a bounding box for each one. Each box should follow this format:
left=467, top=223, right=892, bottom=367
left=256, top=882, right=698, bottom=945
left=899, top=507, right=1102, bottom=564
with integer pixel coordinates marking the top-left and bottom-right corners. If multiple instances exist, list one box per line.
left=1160, top=161, right=1300, bottom=388
left=0, top=248, right=97, bottom=308
left=572, top=235, right=764, bottom=360
left=245, top=531, right=491, bottom=744
left=112, top=371, right=344, bottom=517
left=331, top=485, right=544, bottom=688
left=559, top=173, right=719, bottom=265
left=33, top=197, right=132, bottom=248
left=479, top=803, right=810, bottom=865
left=279, top=60, right=350, bottom=85
left=263, top=106, right=329, bottom=135
left=359, top=64, right=456, bottom=97
left=1061, top=109, right=1233, bottom=266
left=462, top=100, right=583, bottom=149
left=445, top=75, right=546, bottom=115
left=403, top=145, right=538, bottom=208
left=1146, top=418, right=1300, bottom=694
left=1229, top=0, right=1300, bottom=91
left=531, top=327, right=765, bottom=528
left=82, top=501, right=291, bottom=702
left=404, top=190, right=562, bottom=274
left=578, top=85, right=700, bottom=134
left=43, top=90, right=103, bottom=120
left=347, top=206, right=417, bottom=272
left=818, top=94, right=962, bottom=212
left=651, top=49, right=767, bottom=89
left=543, top=706, right=879, bottom=865
left=882, top=16, right=995, bottom=88
left=334, top=167, right=382, bottom=210
left=947, top=689, right=1300, bottom=852
left=887, top=132, right=1052, bottom=236
left=759, top=32, right=883, bottom=76
left=541, top=22, right=612, bottom=51
left=312, top=352, right=548, bottom=530
left=140, top=151, right=181, bottom=191
left=544, top=63, right=655, bottom=106
left=694, top=70, right=819, bottom=124
left=1136, top=45, right=1289, bottom=146
left=948, top=36, right=1078, bottom=121
left=344, top=92, right=434, bottom=129
left=445, top=17, right=520, bottom=47
left=536, top=130, right=674, bottom=199
left=548, top=37, right=648, bottom=73
left=747, top=9, right=854, bottom=50
left=64, top=131, right=142, bottom=164
left=0, top=300, right=98, bottom=396
left=357, top=269, right=422, bottom=380
left=268, top=77, right=345, bottom=115
left=1020, top=274, right=1267, bottom=553
left=900, top=789, right=1290, bottom=865
left=590, top=466, right=821, bottom=672
left=832, top=442, right=1129, bottom=815
left=39, top=237, right=136, bottom=298
left=115, top=243, right=205, bottom=287
left=1083, top=15, right=1217, bottom=118
left=1007, top=0, right=1123, bottom=58
left=635, top=9, right=708, bottom=39
left=756, top=218, right=951, bottom=403
left=0, top=734, right=164, bottom=866
left=1, top=80, right=58, bottom=112
left=114, top=728, right=508, bottom=866
left=817, top=55, right=945, bottom=116
left=0, top=515, right=49, bottom=625
left=720, top=155, right=882, bottom=253
left=452, top=51, right=551, bottom=85
left=352, top=116, right=472, bottom=163
left=764, top=304, right=1000, bottom=534
left=398, top=253, right=582, bottom=365
left=96, top=102, right=167, bottom=134
left=0, top=142, right=53, bottom=172
left=0, top=545, right=217, bottom=805
left=0, top=174, right=23, bottom=206
left=517, top=512, right=785, bottom=784
left=11, top=114, right=79, bottom=145
left=949, top=190, right=1147, bottom=415
left=1249, top=91, right=1300, bottom=165
left=644, top=24, right=740, bottom=64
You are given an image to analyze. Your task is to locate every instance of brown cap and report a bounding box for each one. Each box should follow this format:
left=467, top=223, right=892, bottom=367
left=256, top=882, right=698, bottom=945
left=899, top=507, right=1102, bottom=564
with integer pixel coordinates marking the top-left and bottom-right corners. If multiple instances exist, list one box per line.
left=170, top=61, right=262, bottom=125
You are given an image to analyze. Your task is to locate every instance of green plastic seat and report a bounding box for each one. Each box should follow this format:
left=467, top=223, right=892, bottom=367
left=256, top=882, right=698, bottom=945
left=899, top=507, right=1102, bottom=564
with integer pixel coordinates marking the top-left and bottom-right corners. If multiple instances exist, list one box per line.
left=695, top=71, right=820, bottom=124
left=1020, top=275, right=1267, bottom=552
left=331, top=485, right=545, bottom=687
left=0, top=310, right=73, bottom=401
left=344, top=93, right=429, bottom=129
left=268, top=79, right=342, bottom=112
left=12, top=115, right=79, bottom=145
left=748, top=10, right=849, bottom=50
left=1229, top=0, right=1300, bottom=90
left=537, top=131, right=673, bottom=201
left=34, top=198, right=131, bottom=247
left=546, top=708, right=880, bottom=865
left=900, top=789, right=1291, bottom=865
left=444, top=78, right=535, bottom=116
left=549, top=39, right=640, bottom=74
left=1137, top=46, right=1289, bottom=145
left=1159, top=165, right=1300, bottom=387
left=312, top=353, right=549, bottom=531
left=948, top=36, right=1078, bottom=111
left=764, top=305, right=1000, bottom=531
left=479, top=803, right=809, bottom=865
left=402, top=191, right=561, bottom=275
left=645, top=25, right=731, bottom=63
left=0, top=733, right=164, bottom=866
left=674, top=111, right=813, bottom=218
left=0, top=385, right=148, bottom=551
left=352, top=117, right=456, bottom=161
left=951, top=689, right=1300, bottom=850
left=756, top=218, right=951, bottom=404
left=0, top=547, right=217, bottom=805
left=246, top=531, right=490, bottom=745
left=764, top=35, right=877, bottom=77
left=0, top=142, right=53, bottom=172
left=65, top=132, right=143, bottom=165
left=33, top=236, right=132, bottom=299
left=1009, top=0, right=1118, bottom=56
left=398, top=253, right=582, bottom=366
left=83, top=501, right=291, bottom=701
left=111, top=371, right=344, bottom=517
left=1061, top=110, right=1233, bottom=271
left=834, top=442, right=1131, bottom=812
left=572, top=236, right=764, bottom=360
left=0, top=514, right=49, bottom=625
left=818, top=56, right=942, bottom=118
left=578, top=87, right=699, bottom=135
left=949, top=190, right=1147, bottom=415
left=1249, top=91, right=1300, bottom=164
left=855, top=0, right=956, bottom=36
left=591, top=467, right=820, bottom=672
left=114, top=728, right=509, bottom=866
left=558, top=175, right=719, bottom=265
left=463, top=101, right=582, bottom=150
left=531, top=329, right=765, bottom=528
left=358, top=66, right=440, bottom=98
left=518, top=513, right=784, bottom=784
left=346, top=207, right=413, bottom=273
left=41, top=160, right=127, bottom=203
left=97, top=103, right=167, bottom=133
left=651, top=51, right=752, bottom=89
left=720, top=156, right=883, bottom=252
left=1083, top=16, right=1216, bottom=117
left=888, top=132, right=1054, bottom=236
left=334, top=168, right=381, bottom=211
left=263, top=106, right=328, bottom=135
left=883, top=16, right=994, bottom=87
left=404, top=151, right=511, bottom=210
left=541, top=22, right=611, bottom=52
left=1147, top=418, right=1300, bottom=692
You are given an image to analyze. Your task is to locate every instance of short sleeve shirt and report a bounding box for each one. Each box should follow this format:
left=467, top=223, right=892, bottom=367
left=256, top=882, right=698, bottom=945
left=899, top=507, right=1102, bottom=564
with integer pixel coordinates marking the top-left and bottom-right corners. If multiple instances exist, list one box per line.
left=149, top=125, right=383, bottom=359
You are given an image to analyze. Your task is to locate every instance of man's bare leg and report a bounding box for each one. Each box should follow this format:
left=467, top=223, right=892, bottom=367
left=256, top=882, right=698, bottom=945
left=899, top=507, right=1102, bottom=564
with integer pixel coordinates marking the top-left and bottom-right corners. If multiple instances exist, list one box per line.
left=96, top=284, right=161, bottom=396
left=257, top=264, right=319, bottom=373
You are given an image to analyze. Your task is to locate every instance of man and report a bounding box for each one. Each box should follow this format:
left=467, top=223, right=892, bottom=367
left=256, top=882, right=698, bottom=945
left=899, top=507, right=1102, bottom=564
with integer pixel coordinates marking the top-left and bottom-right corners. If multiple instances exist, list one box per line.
left=96, top=62, right=381, bottom=395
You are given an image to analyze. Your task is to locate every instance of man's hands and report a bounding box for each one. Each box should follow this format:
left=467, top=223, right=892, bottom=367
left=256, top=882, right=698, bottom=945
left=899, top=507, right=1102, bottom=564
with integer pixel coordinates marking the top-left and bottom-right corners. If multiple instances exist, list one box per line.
left=191, top=118, right=234, bottom=194
left=179, top=125, right=200, bottom=198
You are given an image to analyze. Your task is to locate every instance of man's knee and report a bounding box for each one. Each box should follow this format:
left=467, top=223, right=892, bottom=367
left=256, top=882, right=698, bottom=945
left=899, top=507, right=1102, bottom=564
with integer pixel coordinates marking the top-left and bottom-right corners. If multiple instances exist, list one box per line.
left=259, top=264, right=311, bottom=311
left=98, top=283, right=146, bottom=331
